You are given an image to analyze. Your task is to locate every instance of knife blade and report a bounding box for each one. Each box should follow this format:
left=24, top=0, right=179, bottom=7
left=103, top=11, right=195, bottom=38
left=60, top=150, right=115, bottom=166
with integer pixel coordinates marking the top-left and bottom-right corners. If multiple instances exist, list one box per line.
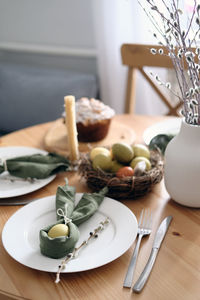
left=133, top=215, right=172, bottom=293
left=0, top=201, right=30, bottom=206
left=0, top=198, right=39, bottom=206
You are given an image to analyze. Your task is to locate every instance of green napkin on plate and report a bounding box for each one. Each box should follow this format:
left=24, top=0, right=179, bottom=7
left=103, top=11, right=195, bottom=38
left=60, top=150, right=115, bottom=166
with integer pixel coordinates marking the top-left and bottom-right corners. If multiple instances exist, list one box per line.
left=0, top=152, right=70, bottom=179
left=40, top=180, right=108, bottom=258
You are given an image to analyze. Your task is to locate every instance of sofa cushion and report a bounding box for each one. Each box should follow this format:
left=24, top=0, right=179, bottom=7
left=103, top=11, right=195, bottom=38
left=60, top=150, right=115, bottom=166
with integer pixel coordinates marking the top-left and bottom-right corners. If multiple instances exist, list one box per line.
left=0, top=63, right=98, bottom=134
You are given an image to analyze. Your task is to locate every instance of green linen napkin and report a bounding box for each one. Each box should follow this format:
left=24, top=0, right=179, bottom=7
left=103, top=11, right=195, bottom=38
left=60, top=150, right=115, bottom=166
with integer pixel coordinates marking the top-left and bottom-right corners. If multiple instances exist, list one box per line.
left=0, top=152, right=70, bottom=179
left=149, top=134, right=175, bottom=155
left=40, top=180, right=108, bottom=259
left=71, top=189, right=108, bottom=226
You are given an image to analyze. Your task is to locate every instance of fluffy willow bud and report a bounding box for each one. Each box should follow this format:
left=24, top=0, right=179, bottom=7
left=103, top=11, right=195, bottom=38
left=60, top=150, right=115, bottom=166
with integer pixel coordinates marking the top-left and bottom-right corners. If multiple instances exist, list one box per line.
left=166, top=82, right=171, bottom=89
left=191, top=99, right=198, bottom=105
left=150, top=48, right=157, bottom=55
left=180, top=109, right=185, bottom=116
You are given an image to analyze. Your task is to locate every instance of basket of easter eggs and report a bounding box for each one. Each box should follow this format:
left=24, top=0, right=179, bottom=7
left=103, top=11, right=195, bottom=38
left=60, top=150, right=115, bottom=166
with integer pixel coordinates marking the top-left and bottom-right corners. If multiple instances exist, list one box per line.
left=79, top=142, right=164, bottom=200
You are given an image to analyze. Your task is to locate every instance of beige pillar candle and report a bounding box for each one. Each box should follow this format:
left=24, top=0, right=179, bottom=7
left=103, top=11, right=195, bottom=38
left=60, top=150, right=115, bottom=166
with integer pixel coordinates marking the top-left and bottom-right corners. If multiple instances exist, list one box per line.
left=64, top=95, right=79, bottom=161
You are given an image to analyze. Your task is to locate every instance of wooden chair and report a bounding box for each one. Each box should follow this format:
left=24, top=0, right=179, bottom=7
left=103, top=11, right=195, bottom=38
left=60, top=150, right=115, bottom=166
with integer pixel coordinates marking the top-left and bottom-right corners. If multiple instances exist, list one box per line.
left=121, top=43, right=182, bottom=115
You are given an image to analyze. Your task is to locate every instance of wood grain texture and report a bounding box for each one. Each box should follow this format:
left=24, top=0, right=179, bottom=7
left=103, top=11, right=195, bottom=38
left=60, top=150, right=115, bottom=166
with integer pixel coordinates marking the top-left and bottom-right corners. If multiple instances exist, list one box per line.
left=1, top=115, right=200, bottom=300
left=43, top=118, right=136, bottom=155
left=125, top=67, right=136, bottom=114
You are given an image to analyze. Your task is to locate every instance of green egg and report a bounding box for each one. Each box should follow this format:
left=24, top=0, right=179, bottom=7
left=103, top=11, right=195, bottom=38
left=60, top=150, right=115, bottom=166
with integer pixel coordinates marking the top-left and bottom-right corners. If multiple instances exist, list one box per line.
left=112, top=143, right=134, bottom=163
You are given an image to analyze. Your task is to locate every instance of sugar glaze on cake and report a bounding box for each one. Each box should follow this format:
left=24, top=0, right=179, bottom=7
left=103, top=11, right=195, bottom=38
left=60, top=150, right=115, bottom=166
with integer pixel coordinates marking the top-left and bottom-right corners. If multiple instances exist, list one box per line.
left=76, top=98, right=115, bottom=125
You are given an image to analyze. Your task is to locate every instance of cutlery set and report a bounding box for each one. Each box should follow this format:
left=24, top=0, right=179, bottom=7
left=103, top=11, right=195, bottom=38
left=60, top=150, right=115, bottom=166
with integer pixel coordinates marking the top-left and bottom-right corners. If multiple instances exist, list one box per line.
left=123, top=210, right=172, bottom=293
left=1, top=197, right=172, bottom=293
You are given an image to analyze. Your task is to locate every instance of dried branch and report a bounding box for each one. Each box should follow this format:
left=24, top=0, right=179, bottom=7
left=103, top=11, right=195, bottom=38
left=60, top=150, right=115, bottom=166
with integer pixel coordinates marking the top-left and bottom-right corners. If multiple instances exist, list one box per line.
left=139, top=0, right=200, bottom=125
left=55, top=218, right=110, bottom=283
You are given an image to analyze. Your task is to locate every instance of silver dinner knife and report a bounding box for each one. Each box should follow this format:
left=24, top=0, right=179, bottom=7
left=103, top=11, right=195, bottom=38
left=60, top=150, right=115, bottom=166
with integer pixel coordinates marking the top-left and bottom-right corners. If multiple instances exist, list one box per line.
left=0, top=198, right=40, bottom=206
left=133, top=215, right=173, bottom=293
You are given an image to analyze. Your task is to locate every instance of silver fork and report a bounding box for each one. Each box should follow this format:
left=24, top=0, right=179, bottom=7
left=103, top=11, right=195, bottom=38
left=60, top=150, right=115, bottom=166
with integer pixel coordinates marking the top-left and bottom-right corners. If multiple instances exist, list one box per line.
left=123, top=209, right=152, bottom=288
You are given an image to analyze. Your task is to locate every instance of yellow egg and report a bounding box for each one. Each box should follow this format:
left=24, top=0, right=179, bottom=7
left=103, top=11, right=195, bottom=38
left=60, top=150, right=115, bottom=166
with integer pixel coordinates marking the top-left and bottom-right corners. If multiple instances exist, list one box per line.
left=130, top=156, right=151, bottom=171
left=92, top=153, right=112, bottom=171
left=110, top=160, right=124, bottom=173
left=132, top=144, right=150, bottom=159
left=90, top=147, right=111, bottom=161
left=48, top=224, right=69, bottom=238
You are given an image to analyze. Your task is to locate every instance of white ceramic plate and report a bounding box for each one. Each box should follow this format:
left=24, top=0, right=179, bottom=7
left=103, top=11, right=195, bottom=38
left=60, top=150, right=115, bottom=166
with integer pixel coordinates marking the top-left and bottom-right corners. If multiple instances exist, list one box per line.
left=143, top=117, right=182, bottom=145
left=0, top=146, right=56, bottom=198
left=2, top=195, right=138, bottom=273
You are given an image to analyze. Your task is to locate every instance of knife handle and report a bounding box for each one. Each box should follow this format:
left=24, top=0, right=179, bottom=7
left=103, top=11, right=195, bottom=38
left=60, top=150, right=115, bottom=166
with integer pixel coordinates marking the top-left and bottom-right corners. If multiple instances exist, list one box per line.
left=133, top=248, right=158, bottom=293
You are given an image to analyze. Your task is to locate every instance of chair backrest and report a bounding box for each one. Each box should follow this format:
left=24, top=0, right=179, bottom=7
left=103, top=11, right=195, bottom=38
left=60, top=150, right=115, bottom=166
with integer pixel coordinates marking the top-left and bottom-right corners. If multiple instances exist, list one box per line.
left=121, top=43, right=193, bottom=115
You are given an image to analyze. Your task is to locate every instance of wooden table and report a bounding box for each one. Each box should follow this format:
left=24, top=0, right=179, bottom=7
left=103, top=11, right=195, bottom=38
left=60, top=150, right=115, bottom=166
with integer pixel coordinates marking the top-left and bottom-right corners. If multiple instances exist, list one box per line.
left=0, top=115, right=200, bottom=300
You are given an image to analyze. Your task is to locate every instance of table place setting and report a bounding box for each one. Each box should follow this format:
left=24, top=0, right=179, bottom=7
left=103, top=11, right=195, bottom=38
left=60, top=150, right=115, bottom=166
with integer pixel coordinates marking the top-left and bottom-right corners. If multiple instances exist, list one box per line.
left=1, top=115, right=200, bottom=299
left=2, top=180, right=138, bottom=276
left=123, top=211, right=172, bottom=293
left=2, top=0, right=200, bottom=294
left=0, top=95, right=167, bottom=299
left=0, top=146, right=70, bottom=199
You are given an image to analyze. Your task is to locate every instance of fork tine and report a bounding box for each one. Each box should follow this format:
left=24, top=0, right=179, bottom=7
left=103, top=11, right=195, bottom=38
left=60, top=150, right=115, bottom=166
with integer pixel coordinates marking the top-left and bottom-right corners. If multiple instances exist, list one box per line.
left=138, top=209, right=144, bottom=227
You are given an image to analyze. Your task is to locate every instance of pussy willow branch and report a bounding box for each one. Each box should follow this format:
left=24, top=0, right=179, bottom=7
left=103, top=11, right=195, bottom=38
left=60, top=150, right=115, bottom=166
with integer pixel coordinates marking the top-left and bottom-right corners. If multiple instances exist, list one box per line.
left=139, top=0, right=200, bottom=124
left=55, top=218, right=110, bottom=284
left=138, top=1, right=164, bottom=39
left=152, top=3, right=186, bottom=100
left=169, top=1, right=193, bottom=115
left=185, top=0, right=197, bottom=39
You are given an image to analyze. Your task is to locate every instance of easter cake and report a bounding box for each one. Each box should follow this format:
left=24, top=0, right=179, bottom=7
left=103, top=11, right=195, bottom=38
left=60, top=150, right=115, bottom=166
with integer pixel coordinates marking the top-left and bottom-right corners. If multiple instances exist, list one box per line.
left=63, top=97, right=115, bottom=142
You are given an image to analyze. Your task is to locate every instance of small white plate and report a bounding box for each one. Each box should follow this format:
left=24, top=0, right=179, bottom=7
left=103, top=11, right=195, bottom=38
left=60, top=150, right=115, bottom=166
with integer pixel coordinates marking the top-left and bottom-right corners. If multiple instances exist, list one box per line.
left=143, top=117, right=181, bottom=145
left=0, top=146, right=56, bottom=198
left=2, top=195, right=138, bottom=273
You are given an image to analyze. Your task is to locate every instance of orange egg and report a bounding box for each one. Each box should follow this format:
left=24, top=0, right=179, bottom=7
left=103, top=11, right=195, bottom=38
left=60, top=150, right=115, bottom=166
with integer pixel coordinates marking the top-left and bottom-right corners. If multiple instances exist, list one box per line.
left=116, top=166, right=134, bottom=178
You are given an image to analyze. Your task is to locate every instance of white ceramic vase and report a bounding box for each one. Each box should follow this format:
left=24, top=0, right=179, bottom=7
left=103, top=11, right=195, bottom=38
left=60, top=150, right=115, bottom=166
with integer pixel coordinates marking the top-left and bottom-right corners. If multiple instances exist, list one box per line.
left=164, top=119, right=200, bottom=207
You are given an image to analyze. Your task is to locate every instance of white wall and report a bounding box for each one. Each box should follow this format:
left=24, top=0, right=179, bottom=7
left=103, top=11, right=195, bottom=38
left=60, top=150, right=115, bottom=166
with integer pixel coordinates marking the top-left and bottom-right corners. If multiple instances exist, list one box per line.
left=0, top=0, right=97, bottom=72
left=0, top=0, right=168, bottom=114
left=0, top=0, right=95, bottom=48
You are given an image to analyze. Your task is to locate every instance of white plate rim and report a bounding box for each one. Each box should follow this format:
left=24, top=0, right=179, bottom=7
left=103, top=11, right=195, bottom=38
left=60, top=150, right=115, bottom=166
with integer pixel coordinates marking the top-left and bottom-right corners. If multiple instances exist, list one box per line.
left=2, top=194, right=138, bottom=273
left=143, top=117, right=181, bottom=145
left=0, top=146, right=56, bottom=198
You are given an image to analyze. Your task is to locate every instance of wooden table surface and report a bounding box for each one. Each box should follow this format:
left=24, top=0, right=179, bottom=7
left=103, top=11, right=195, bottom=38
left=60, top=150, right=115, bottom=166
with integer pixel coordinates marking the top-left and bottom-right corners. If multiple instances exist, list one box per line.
left=0, top=115, right=200, bottom=300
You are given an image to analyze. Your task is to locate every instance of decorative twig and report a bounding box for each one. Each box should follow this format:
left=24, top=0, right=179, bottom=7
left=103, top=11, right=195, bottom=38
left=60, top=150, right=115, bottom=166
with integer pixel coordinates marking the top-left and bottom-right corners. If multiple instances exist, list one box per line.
left=0, top=175, right=36, bottom=183
left=55, top=217, right=110, bottom=283
left=138, top=0, right=200, bottom=125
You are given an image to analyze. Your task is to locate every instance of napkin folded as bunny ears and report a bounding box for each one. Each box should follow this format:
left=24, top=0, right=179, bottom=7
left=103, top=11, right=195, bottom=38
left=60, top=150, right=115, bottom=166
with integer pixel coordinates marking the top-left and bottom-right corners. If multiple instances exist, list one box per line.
left=40, top=180, right=108, bottom=259
left=0, top=152, right=70, bottom=179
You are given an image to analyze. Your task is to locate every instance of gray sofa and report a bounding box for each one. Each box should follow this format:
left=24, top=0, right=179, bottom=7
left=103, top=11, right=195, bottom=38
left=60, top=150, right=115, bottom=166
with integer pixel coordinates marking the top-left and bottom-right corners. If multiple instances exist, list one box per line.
left=0, top=62, right=98, bottom=135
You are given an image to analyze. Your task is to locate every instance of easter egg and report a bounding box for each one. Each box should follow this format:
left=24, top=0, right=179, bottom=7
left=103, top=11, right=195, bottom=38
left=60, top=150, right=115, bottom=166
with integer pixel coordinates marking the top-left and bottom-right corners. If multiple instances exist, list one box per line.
left=132, top=144, right=150, bottom=159
left=48, top=224, right=69, bottom=238
left=112, top=143, right=134, bottom=163
left=92, top=153, right=112, bottom=171
left=130, top=156, right=151, bottom=171
left=116, top=166, right=134, bottom=178
left=110, top=160, right=124, bottom=173
left=90, top=147, right=111, bottom=161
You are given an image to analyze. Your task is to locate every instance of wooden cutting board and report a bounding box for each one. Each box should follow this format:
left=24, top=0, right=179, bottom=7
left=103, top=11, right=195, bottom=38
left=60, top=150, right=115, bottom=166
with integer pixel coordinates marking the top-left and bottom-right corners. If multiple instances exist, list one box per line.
left=43, top=118, right=136, bottom=156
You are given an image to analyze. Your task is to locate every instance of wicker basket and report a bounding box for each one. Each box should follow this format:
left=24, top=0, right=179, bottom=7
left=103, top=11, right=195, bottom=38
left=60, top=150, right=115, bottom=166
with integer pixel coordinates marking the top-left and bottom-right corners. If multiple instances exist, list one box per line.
left=79, top=151, right=164, bottom=200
